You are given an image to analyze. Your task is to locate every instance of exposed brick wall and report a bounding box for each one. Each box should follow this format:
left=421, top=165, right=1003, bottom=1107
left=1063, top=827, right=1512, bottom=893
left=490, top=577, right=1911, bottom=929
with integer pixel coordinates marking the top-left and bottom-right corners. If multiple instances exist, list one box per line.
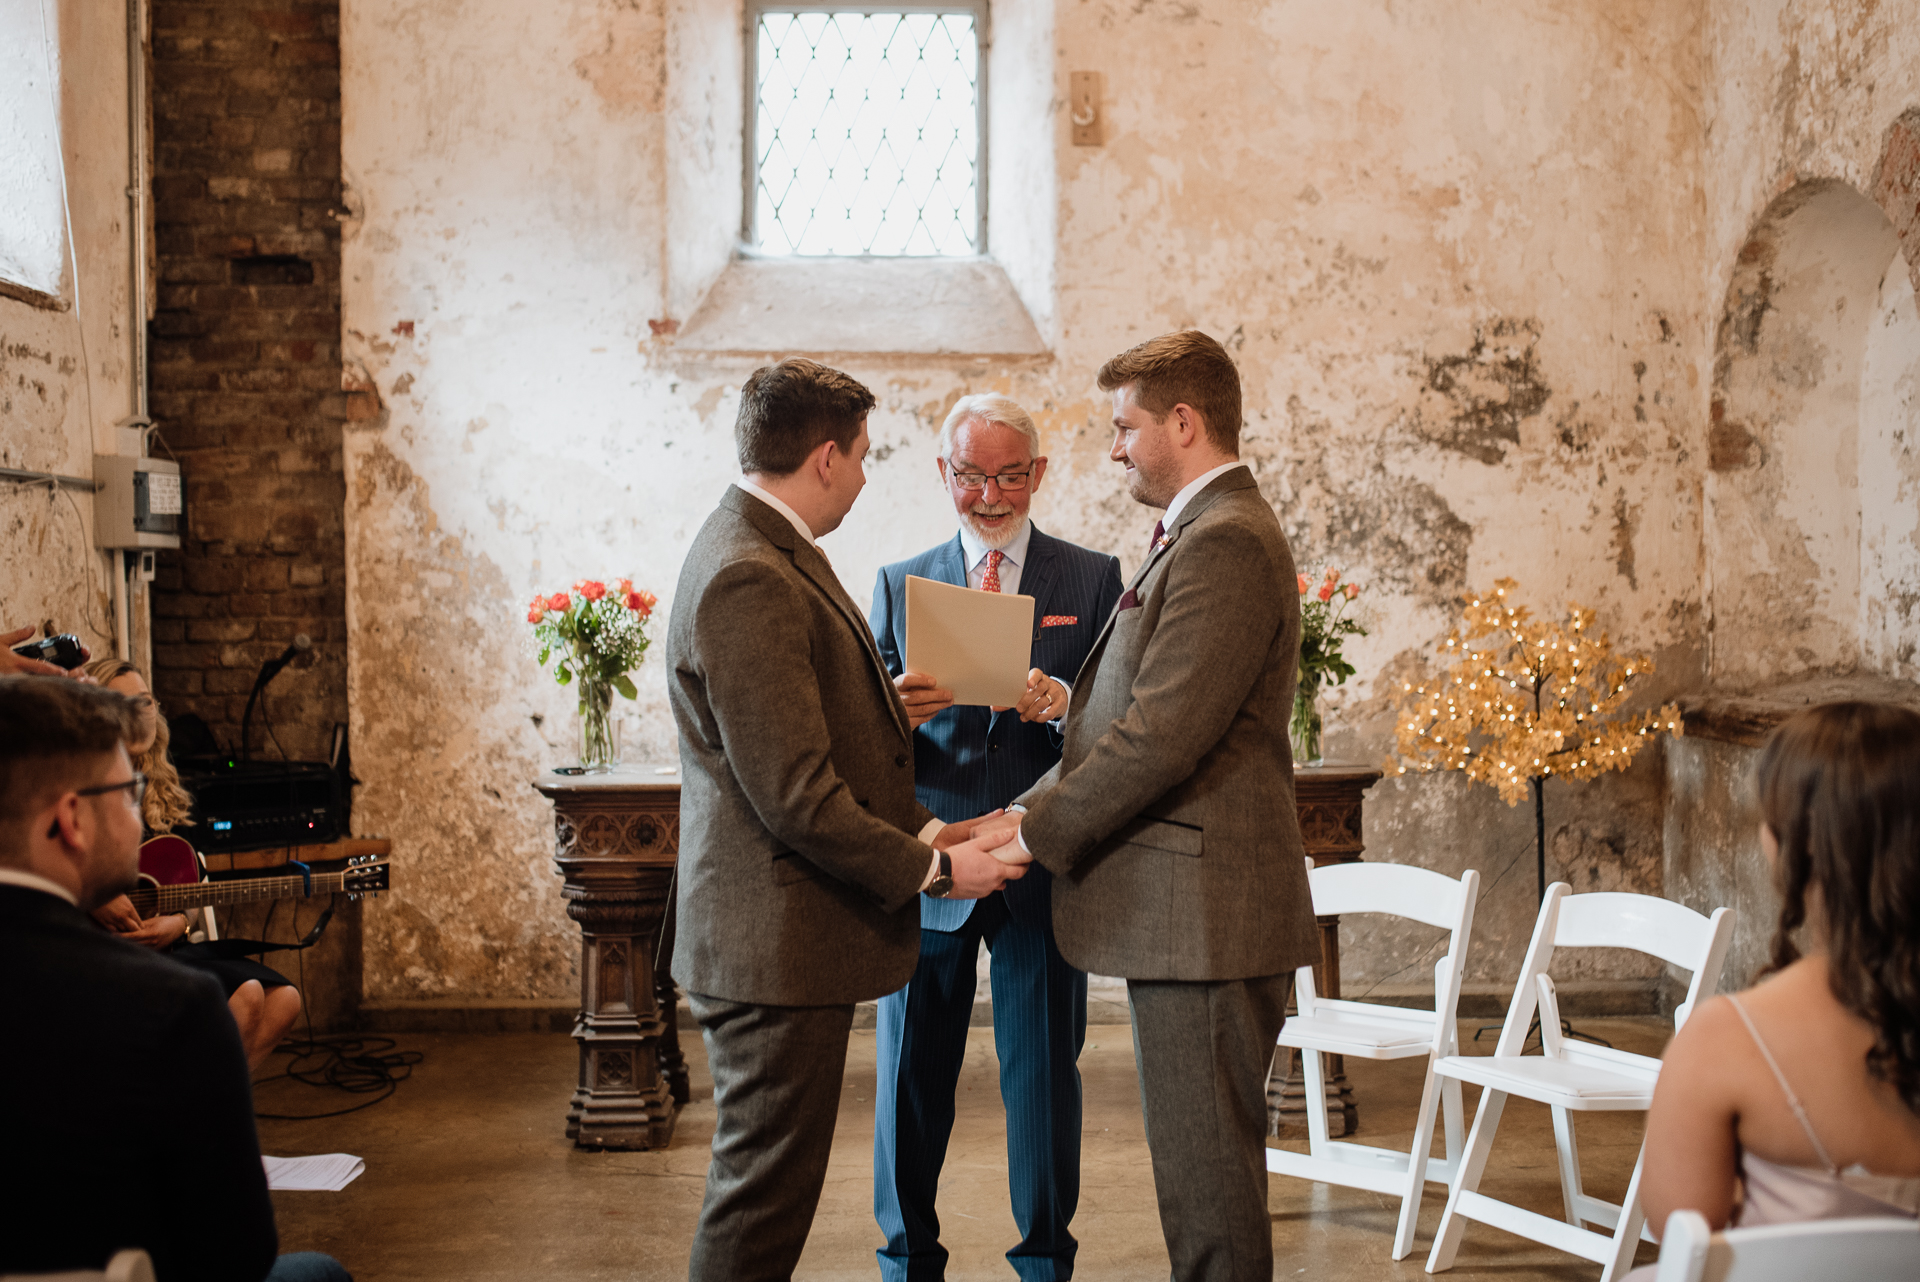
left=148, top=0, right=347, bottom=764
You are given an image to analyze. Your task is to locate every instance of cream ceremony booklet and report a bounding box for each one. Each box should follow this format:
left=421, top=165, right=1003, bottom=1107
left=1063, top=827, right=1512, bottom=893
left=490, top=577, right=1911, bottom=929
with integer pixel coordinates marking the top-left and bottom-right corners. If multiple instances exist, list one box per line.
left=904, top=574, right=1035, bottom=707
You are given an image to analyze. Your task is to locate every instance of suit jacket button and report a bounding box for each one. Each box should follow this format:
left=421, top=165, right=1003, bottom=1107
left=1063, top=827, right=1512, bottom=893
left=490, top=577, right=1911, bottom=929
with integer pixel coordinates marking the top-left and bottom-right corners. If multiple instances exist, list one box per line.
left=894, top=753, right=909, bottom=767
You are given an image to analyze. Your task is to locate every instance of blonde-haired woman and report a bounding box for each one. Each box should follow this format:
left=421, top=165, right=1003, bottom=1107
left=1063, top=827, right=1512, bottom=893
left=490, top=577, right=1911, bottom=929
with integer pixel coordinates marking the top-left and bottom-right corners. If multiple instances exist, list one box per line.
left=85, top=658, right=303, bottom=1069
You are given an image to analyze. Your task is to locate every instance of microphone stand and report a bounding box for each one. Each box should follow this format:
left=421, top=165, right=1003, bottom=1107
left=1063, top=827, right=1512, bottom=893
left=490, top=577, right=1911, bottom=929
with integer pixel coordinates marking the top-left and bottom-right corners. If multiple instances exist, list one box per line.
left=240, top=638, right=309, bottom=764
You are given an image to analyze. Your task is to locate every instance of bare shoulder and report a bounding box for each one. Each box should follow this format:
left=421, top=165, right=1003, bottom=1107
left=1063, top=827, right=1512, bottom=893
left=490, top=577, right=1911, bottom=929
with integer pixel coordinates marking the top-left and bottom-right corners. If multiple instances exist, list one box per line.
left=1663, top=992, right=1759, bottom=1081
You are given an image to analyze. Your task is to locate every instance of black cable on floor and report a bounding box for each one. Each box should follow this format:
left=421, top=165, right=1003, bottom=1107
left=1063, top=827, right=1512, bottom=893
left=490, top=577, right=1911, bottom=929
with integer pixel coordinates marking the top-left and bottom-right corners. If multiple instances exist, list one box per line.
left=253, top=1034, right=423, bottom=1120
left=252, top=898, right=424, bottom=1120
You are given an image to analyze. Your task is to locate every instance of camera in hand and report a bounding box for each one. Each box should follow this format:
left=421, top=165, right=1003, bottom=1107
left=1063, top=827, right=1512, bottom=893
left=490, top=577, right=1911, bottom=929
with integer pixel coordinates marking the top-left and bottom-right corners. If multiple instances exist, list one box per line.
left=11, top=634, right=87, bottom=670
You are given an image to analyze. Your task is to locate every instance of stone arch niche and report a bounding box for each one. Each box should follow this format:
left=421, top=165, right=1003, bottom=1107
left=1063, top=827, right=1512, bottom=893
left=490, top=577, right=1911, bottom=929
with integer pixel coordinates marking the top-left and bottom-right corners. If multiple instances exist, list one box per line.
left=1707, top=178, right=1920, bottom=687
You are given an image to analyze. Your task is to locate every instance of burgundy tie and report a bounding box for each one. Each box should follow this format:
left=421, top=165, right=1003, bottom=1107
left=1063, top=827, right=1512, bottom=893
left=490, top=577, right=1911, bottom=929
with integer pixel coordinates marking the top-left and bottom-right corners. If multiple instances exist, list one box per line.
left=1150, top=520, right=1165, bottom=550
left=981, top=549, right=1004, bottom=594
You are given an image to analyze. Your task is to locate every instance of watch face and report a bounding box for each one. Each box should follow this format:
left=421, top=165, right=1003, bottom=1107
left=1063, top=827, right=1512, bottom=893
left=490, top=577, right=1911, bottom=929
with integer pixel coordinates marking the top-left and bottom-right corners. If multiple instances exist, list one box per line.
left=929, top=876, right=954, bottom=898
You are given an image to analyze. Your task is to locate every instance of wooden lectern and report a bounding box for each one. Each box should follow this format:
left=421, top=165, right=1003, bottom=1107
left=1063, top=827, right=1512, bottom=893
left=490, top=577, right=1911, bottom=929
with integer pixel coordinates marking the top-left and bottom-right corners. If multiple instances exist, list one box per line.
left=533, top=766, right=689, bottom=1150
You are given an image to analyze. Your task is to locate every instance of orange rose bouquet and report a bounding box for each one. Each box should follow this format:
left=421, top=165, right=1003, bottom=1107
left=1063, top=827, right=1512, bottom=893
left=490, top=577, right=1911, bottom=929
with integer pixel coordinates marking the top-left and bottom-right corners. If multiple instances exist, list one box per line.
left=1294, top=568, right=1366, bottom=764
left=526, top=578, right=657, bottom=769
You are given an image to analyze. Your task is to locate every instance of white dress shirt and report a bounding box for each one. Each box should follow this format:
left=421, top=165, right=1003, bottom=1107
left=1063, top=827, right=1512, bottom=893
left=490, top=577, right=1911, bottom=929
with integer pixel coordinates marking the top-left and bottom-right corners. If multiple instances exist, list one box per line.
left=0, top=867, right=78, bottom=905
left=736, top=476, right=819, bottom=548
left=1161, top=459, right=1249, bottom=531
left=737, top=478, right=948, bottom=879
left=959, top=517, right=1072, bottom=727
left=958, top=517, right=1034, bottom=595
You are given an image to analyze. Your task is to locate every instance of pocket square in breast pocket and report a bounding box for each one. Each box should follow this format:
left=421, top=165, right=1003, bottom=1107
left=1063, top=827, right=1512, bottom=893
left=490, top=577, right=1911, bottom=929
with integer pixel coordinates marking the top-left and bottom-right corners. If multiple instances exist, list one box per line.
left=1116, top=587, right=1141, bottom=611
left=1040, top=615, right=1078, bottom=627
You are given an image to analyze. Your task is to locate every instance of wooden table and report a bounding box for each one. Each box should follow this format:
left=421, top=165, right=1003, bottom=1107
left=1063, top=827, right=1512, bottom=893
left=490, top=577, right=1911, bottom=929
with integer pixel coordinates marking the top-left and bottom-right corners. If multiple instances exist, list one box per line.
left=533, top=765, right=689, bottom=1150
left=1268, top=761, right=1384, bottom=1138
left=199, top=835, right=392, bottom=873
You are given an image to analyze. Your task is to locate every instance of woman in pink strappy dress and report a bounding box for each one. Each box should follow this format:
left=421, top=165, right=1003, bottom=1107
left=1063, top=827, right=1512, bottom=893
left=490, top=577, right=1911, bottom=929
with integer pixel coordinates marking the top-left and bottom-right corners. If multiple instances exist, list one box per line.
left=1637, top=701, right=1920, bottom=1263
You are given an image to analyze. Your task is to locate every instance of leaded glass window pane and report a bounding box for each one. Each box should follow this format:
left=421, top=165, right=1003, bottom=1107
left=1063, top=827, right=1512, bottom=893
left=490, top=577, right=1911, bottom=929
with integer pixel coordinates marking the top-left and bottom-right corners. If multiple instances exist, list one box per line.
left=752, top=9, right=981, bottom=256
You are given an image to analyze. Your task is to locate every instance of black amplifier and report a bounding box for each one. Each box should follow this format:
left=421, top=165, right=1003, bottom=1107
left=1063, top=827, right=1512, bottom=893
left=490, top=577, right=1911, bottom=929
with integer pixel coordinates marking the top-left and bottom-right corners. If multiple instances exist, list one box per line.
left=175, top=760, right=346, bottom=854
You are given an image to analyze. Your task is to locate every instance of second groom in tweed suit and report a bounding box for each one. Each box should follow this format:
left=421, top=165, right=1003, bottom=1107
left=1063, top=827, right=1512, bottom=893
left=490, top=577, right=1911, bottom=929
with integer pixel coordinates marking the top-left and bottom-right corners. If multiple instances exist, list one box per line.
left=988, top=331, right=1319, bottom=1282
left=667, top=359, right=1029, bottom=1282
left=868, top=394, right=1125, bottom=1281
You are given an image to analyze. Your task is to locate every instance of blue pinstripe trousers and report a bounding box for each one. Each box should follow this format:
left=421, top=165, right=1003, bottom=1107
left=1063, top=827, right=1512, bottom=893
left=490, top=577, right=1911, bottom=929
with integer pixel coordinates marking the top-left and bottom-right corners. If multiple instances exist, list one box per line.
left=873, top=893, right=1088, bottom=1281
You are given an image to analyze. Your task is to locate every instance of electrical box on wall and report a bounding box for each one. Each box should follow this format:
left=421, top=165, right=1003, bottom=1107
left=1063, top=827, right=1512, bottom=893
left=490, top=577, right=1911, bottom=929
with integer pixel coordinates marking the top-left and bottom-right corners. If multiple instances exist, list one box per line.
left=93, top=455, right=183, bottom=549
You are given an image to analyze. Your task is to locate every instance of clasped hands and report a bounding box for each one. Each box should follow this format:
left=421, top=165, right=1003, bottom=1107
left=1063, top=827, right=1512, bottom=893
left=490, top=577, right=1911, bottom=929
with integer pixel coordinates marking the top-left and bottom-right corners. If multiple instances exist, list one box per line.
left=894, top=668, right=1066, bottom=730
left=930, top=808, right=1031, bottom=899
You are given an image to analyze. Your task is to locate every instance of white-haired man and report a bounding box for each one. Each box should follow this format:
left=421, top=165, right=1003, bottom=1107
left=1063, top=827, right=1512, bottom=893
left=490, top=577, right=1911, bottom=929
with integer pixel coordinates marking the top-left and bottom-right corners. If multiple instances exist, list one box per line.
left=868, top=394, right=1125, bottom=1281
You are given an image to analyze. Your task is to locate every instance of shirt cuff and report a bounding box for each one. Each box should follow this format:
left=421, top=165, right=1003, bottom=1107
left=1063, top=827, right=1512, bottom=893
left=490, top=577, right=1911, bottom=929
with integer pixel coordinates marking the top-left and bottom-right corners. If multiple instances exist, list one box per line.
left=1006, top=803, right=1032, bottom=856
left=917, top=818, right=946, bottom=892
left=1049, top=677, right=1073, bottom=728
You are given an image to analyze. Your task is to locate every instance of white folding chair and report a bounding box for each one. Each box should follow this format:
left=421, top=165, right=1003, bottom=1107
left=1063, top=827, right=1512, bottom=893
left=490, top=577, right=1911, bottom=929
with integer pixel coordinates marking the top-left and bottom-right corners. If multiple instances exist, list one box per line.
left=1, top=1248, right=156, bottom=1282
left=1267, top=861, right=1480, bottom=1259
left=1425, top=883, right=1735, bottom=1281
left=1652, top=1209, right=1920, bottom=1281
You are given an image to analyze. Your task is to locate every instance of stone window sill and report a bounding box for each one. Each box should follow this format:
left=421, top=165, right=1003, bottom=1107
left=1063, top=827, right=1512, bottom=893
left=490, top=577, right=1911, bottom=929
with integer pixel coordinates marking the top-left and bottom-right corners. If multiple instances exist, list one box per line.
left=1679, top=673, right=1920, bottom=746
left=0, top=278, right=69, bottom=312
left=668, top=256, right=1047, bottom=362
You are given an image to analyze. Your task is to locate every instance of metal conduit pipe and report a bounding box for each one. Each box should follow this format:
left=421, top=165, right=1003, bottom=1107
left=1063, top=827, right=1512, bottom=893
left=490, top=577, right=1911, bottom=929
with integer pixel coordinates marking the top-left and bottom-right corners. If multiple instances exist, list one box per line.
left=121, top=0, right=151, bottom=663
left=126, top=0, right=150, bottom=428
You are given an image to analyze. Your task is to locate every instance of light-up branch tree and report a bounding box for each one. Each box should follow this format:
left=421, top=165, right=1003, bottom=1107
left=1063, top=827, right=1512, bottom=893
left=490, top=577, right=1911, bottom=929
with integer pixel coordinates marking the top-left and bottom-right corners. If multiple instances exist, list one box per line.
left=1389, top=578, right=1681, bottom=906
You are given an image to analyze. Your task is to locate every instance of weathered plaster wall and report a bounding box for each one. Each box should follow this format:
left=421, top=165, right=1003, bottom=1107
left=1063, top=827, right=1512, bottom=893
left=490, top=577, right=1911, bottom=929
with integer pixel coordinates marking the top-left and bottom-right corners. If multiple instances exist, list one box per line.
left=343, top=0, right=1717, bottom=1009
left=1663, top=736, right=1772, bottom=989
left=1859, top=245, right=1920, bottom=677
left=1, top=0, right=138, bottom=663
left=1649, top=0, right=1920, bottom=959
left=1702, top=0, right=1920, bottom=690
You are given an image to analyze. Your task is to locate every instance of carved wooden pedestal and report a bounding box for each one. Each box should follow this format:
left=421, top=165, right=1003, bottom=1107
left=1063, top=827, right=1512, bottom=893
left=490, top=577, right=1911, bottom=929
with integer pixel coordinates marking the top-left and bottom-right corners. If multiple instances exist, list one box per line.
left=1269, top=762, right=1383, bottom=1140
left=535, top=766, right=688, bottom=1150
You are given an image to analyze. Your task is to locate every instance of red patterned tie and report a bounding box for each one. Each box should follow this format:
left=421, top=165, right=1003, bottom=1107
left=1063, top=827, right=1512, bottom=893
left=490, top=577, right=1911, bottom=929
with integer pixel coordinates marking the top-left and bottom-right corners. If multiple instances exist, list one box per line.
left=981, top=549, right=1004, bottom=594
left=1150, top=520, right=1165, bottom=550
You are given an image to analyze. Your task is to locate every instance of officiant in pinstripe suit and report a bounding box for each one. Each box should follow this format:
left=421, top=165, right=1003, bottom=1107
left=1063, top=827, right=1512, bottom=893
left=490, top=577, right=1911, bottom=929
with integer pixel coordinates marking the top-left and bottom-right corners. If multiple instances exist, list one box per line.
left=868, top=394, right=1125, bottom=1282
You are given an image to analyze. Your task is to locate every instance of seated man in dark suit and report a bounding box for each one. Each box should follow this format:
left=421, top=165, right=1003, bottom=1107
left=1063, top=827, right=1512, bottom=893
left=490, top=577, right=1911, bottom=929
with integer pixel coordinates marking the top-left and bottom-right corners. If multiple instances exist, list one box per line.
left=869, top=394, right=1125, bottom=1281
left=0, top=676, right=349, bottom=1282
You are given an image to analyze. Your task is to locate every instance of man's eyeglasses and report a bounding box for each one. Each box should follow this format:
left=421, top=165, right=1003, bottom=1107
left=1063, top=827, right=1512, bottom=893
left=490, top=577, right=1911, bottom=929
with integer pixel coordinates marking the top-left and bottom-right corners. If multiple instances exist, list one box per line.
left=948, top=467, right=1035, bottom=492
left=77, top=773, right=148, bottom=807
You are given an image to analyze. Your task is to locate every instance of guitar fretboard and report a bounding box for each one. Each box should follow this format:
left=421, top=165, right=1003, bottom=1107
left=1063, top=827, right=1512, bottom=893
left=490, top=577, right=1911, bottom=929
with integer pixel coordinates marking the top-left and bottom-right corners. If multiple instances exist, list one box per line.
left=129, top=868, right=368, bottom=916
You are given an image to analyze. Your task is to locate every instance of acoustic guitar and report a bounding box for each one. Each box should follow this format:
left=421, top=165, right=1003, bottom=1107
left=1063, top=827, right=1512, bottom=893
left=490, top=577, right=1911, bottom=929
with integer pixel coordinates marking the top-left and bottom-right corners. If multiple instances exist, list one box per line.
left=132, top=834, right=389, bottom=919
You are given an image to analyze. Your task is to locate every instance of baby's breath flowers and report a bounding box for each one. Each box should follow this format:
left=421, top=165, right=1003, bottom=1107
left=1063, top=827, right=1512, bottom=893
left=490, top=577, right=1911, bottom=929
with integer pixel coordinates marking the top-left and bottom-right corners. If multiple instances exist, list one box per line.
left=1293, top=568, right=1367, bottom=763
left=526, top=578, right=658, bottom=769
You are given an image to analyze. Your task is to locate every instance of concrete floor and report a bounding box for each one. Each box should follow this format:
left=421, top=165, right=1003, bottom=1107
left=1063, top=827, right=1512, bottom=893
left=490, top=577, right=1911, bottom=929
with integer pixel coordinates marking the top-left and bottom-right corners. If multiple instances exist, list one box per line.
left=259, top=1017, right=1668, bottom=1281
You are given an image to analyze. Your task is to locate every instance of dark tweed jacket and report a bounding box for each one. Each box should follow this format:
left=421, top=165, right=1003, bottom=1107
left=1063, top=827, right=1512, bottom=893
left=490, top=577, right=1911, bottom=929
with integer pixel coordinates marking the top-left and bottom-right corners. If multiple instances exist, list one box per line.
left=1018, top=468, right=1319, bottom=981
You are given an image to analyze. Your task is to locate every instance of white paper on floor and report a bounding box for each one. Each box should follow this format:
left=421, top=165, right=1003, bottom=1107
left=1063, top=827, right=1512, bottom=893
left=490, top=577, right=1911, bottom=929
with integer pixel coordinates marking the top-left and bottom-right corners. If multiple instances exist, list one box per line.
left=263, top=1153, right=365, bottom=1191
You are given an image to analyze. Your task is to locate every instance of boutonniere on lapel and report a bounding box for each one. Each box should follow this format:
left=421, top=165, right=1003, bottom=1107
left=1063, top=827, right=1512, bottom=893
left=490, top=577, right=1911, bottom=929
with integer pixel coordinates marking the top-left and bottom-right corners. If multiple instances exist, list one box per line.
left=1155, top=526, right=1180, bottom=553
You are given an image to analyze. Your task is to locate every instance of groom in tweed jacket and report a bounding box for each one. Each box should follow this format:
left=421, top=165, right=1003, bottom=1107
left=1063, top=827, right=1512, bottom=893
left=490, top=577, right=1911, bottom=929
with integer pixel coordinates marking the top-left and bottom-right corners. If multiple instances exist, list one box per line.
left=666, top=359, right=1028, bottom=1282
left=990, top=331, right=1319, bottom=1282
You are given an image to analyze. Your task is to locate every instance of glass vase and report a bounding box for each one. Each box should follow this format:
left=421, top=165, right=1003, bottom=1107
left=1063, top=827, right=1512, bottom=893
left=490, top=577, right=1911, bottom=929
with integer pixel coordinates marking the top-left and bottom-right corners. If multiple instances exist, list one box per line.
left=578, top=678, right=621, bottom=773
left=1291, top=681, right=1324, bottom=767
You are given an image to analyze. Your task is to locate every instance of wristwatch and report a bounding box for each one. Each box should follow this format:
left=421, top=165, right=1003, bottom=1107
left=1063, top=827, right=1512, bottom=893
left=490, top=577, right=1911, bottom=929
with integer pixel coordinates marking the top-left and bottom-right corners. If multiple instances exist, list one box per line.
left=927, top=851, right=954, bottom=899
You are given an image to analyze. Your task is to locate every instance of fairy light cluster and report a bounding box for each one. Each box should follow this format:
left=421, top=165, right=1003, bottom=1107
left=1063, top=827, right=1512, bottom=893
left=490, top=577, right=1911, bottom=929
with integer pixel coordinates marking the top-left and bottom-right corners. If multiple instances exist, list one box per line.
left=1389, top=577, right=1682, bottom=806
